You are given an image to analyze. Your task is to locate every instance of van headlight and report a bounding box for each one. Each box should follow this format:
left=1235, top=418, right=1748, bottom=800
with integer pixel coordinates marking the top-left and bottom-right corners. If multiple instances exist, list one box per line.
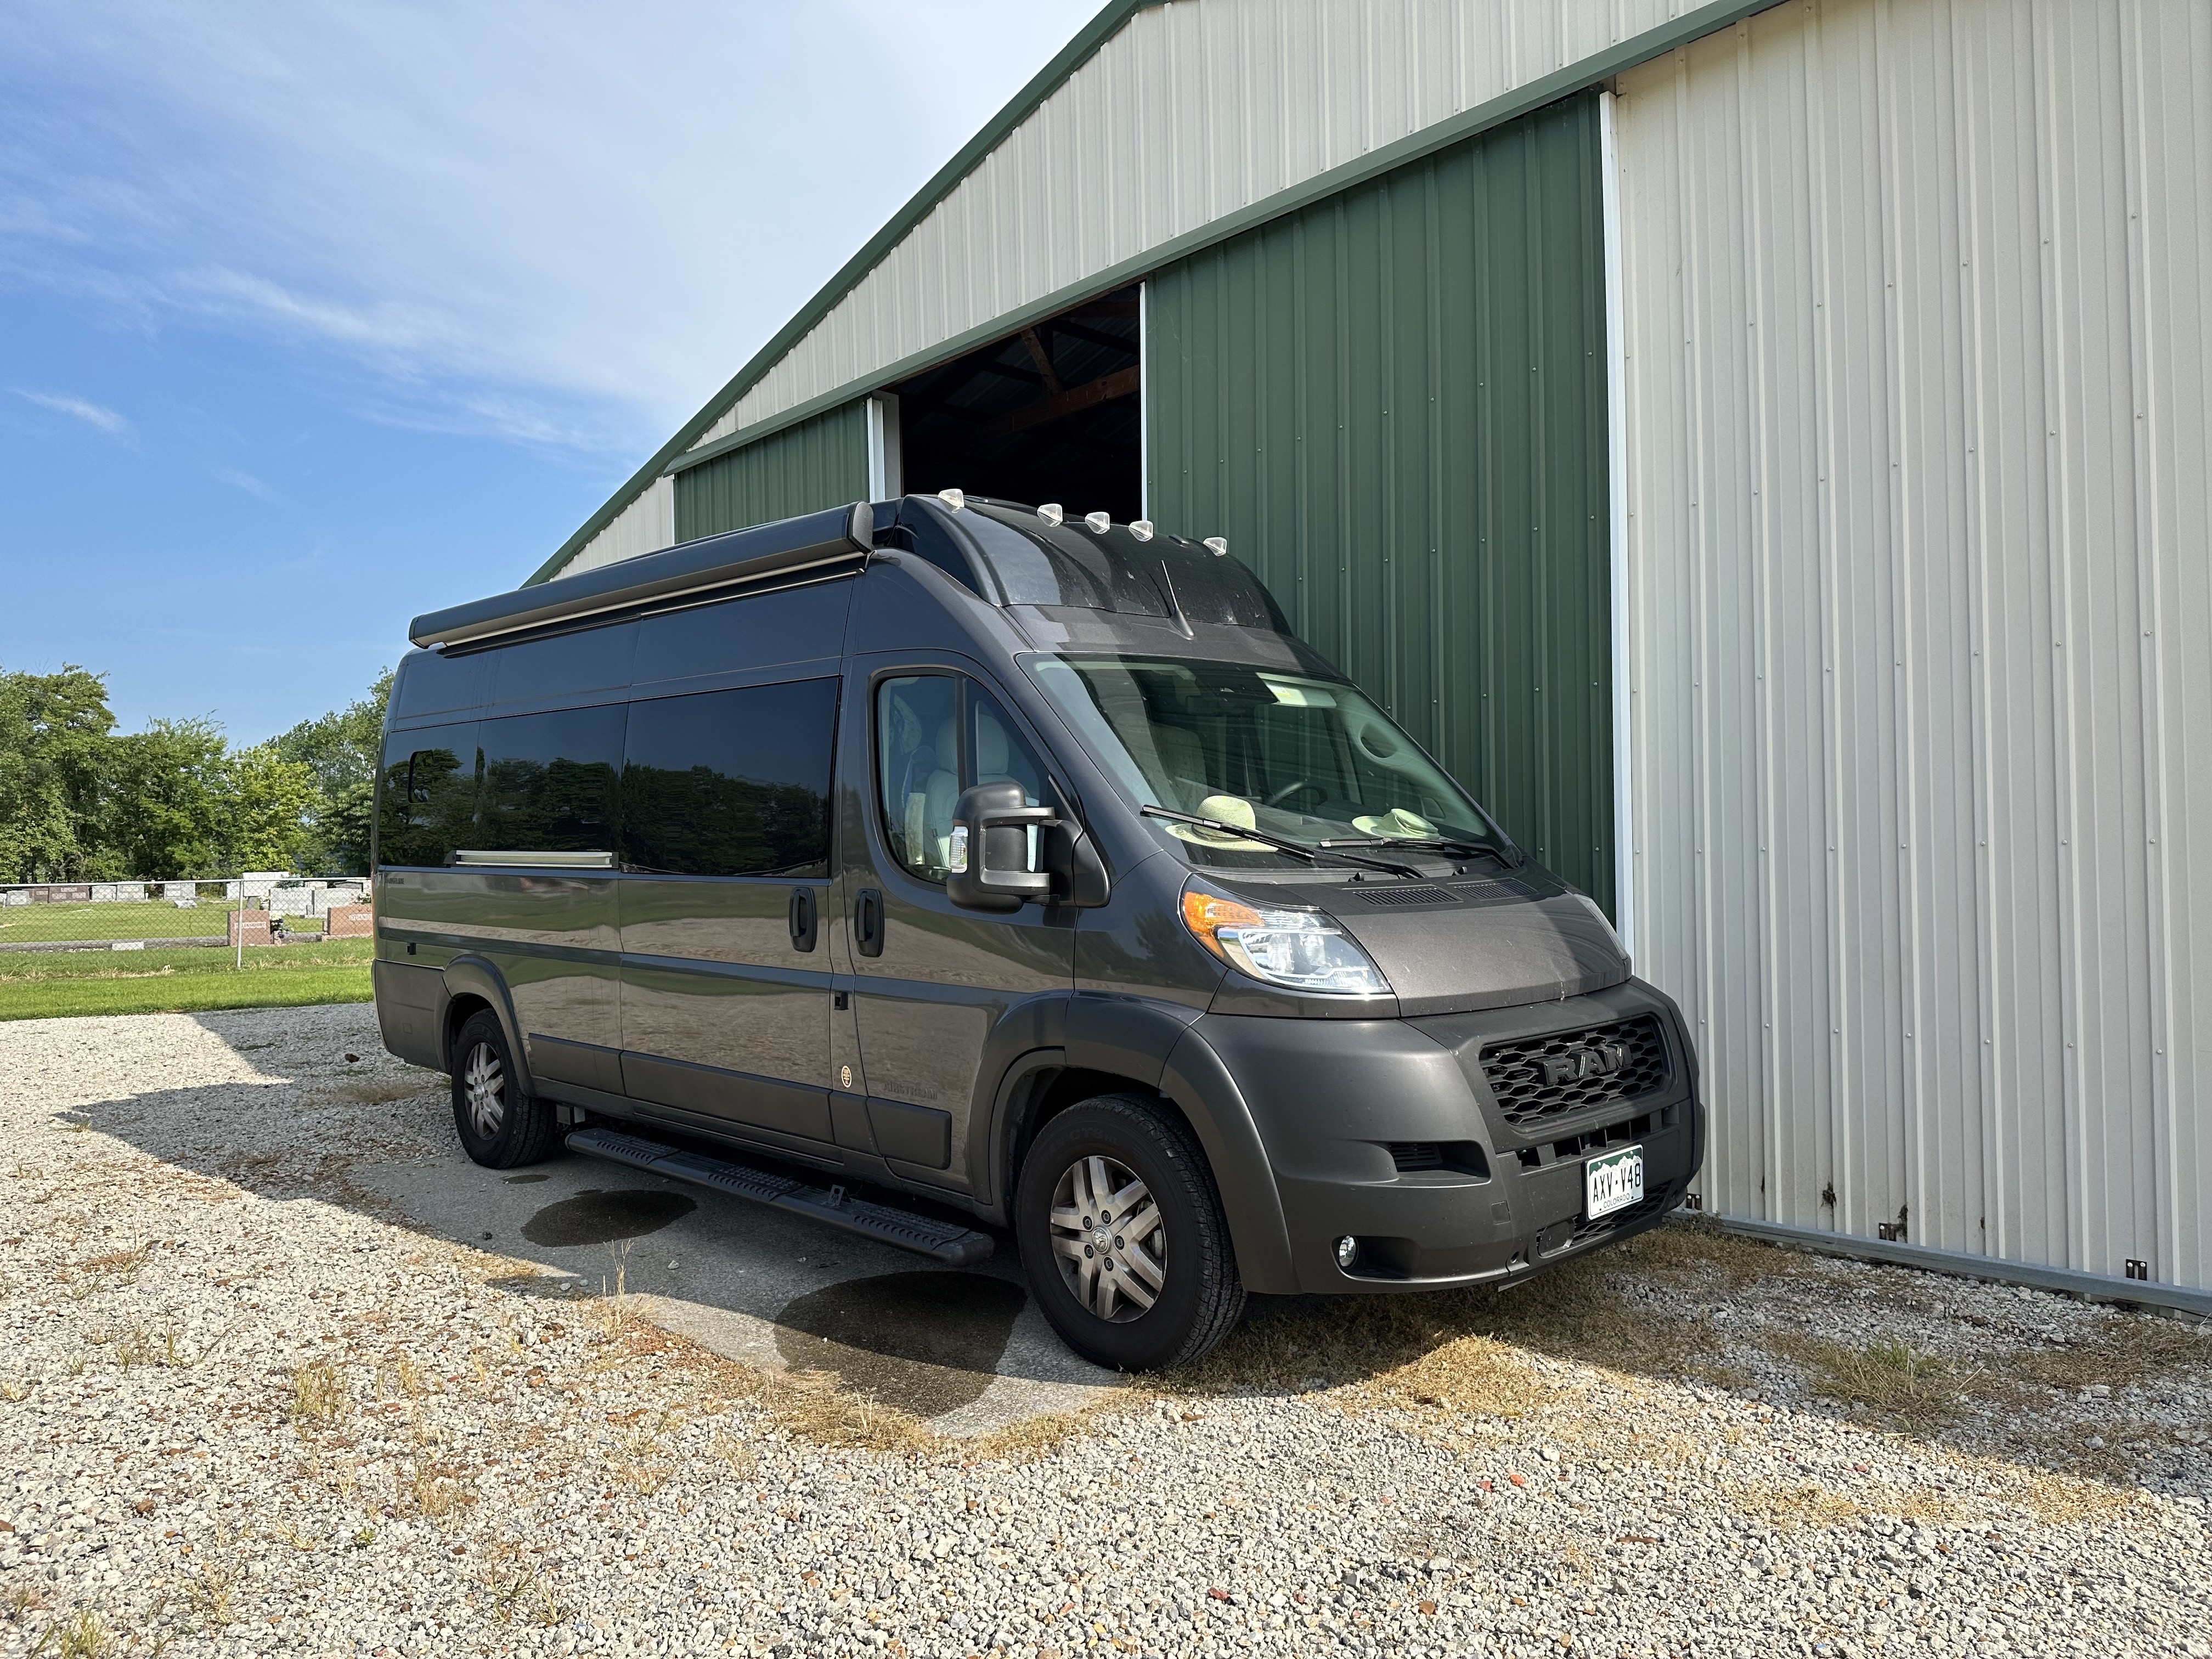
left=1180, top=880, right=1391, bottom=996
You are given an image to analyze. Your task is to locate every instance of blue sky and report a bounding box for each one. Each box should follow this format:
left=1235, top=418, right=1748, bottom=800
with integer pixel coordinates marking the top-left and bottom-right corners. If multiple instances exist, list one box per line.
left=0, top=0, right=1096, bottom=742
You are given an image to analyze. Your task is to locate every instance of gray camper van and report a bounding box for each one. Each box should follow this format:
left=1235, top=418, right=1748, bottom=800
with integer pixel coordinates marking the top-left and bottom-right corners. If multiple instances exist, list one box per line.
left=374, top=494, right=1703, bottom=1369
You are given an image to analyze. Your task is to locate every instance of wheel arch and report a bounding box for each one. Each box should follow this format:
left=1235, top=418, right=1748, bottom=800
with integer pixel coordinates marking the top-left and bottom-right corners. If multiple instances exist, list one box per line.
left=981, top=997, right=1297, bottom=1295
left=437, top=956, right=537, bottom=1097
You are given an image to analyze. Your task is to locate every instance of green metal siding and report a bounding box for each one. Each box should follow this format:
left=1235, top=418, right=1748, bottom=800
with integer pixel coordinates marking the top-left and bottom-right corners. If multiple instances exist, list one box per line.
left=673, top=399, right=871, bottom=544
left=1146, top=93, right=1613, bottom=911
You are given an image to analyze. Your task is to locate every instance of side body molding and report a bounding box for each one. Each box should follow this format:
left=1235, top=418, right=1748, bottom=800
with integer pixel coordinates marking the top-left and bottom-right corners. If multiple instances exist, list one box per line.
left=438, top=955, right=539, bottom=1099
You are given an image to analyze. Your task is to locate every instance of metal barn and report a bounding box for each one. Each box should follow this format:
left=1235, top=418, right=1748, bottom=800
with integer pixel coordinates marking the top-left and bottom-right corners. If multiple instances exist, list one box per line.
left=530, top=0, right=2212, bottom=1309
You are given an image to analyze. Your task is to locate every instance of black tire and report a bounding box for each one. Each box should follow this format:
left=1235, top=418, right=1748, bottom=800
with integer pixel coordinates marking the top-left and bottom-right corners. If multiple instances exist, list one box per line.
left=449, top=1010, right=557, bottom=1169
left=1014, top=1093, right=1244, bottom=1371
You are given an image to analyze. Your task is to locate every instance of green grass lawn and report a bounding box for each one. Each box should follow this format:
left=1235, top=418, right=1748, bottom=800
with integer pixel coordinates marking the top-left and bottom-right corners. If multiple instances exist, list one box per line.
left=0, top=938, right=375, bottom=1021
left=0, top=897, right=241, bottom=945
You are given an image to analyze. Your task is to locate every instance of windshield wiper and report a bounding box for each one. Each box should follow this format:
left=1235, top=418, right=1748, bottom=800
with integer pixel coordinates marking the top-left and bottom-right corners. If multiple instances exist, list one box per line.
left=1139, top=805, right=1425, bottom=879
left=1321, top=834, right=1520, bottom=868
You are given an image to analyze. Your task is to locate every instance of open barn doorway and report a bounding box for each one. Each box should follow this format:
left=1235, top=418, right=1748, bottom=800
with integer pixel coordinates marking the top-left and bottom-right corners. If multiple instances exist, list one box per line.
left=889, top=285, right=1141, bottom=521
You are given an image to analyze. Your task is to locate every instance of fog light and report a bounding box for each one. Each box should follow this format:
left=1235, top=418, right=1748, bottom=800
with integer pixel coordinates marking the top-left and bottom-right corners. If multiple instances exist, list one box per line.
left=1334, top=1235, right=1359, bottom=1270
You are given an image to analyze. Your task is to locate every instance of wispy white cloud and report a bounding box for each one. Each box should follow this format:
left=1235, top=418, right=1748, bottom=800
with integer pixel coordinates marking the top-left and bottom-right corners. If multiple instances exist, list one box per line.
left=0, top=1, right=1098, bottom=455
left=211, top=465, right=273, bottom=499
left=15, top=387, right=133, bottom=436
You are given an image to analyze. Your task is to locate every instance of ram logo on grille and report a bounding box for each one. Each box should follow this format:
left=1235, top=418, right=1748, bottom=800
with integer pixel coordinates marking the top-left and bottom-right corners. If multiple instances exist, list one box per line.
left=1537, top=1041, right=1630, bottom=1087
left=1479, top=1015, right=1669, bottom=1128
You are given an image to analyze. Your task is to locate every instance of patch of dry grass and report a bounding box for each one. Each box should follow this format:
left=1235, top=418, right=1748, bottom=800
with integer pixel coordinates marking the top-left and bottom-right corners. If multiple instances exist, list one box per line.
left=1768, top=1333, right=1968, bottom=1430
left=1731, top=1481, right=1867, bottom=1531
left=1985, top=1314, right=2212, bottom=1396
left=2017, top=1471, right=2142, bottom=1525
left=965, top=1396, right=1137, bottom=1462
left=290, top=1359, right=346, bottom=1425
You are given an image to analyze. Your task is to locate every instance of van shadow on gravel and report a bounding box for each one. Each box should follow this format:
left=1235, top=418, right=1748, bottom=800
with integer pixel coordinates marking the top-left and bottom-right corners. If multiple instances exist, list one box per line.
left=60, top=1010, right=2212, bottom=1480
left=520, top=1188, right=696, bottom=1248
left=50, top=1012, right=1116, bottom=1430
left=773, top=1271, right=1028, bottom=1417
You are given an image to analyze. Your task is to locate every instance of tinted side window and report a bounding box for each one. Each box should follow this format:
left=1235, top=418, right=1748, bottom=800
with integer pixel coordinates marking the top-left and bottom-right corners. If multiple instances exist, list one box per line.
left=376, top=723, right=479, bottom=867
left=634, top=583, right=853, bottom=686
left=490, top=622, right=636, bottom=707
left=478, top=705, right=625, bottom=855
left=877, top=675, right=959, bottom=882
left=390, top=649, right=491, bottom=718
left=620, top=680, right=837, bottom=878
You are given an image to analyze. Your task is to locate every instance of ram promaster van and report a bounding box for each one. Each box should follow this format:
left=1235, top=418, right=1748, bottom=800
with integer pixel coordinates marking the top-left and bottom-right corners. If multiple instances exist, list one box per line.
left=374, top=494, right=1703, bottom=1369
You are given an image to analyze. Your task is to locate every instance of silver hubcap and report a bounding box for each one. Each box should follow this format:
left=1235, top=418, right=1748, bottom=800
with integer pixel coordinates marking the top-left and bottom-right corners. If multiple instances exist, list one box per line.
left=461, top=1041, right=505, bottom=1139
left=1048, top=1154, right=1165, bottom=1322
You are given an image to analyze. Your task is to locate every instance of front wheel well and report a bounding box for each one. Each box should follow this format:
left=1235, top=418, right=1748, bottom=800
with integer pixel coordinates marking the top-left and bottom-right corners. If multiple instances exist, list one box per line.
left=1003, top=1065, right=1201, bottom=1211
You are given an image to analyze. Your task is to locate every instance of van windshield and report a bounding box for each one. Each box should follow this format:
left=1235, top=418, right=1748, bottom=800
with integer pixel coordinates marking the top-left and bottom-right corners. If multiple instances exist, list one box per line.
left=1023, top=654, right=1510, bottom=866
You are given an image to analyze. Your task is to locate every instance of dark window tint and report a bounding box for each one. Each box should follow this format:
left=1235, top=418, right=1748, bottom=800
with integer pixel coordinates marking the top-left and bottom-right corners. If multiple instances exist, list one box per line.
left=390, top=649, right=492, bottom=718
left=634, top=582, right=853, bottom=686
left=376, top=723, right=479, bottom=867
left=620, top=679, right=837, bottom=878
left=876, top=675, right=959, bottom=882
left=478, top=704, right=624, bottom=855
left=491, top=623, right=636, bottom=706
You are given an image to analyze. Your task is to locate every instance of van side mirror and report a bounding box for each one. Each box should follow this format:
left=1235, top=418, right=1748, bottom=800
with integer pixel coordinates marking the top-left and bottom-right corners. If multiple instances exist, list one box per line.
left=947, top=782, right=1057, bottom=912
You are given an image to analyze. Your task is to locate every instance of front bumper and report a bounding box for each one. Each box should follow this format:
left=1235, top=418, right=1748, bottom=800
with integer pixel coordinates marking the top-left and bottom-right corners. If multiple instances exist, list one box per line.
left=1193, top=979, right=1704, bottom=1294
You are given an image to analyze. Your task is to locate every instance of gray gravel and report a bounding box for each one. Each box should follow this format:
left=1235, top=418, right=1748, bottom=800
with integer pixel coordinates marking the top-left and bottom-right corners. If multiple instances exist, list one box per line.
left=2, top=1005, right=2208, bottom=1658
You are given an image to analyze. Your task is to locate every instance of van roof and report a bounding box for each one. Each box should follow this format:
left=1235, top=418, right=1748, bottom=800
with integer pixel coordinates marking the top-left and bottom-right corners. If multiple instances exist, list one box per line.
left=408, top=495, right=1289, bottom=657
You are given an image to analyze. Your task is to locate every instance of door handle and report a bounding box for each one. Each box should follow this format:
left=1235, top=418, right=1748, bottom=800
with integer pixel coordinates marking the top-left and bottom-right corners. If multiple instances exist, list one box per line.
left=788, top=886, right=817, bottom=952
left=855, top=888, right=884, bottom=958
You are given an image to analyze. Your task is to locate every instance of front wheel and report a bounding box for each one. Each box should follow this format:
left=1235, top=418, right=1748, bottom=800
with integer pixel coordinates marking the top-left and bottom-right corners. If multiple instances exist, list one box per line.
left=1015, top=1094, right=1244, bottom=1370
left=449, top=1009, right=557, bottom=1169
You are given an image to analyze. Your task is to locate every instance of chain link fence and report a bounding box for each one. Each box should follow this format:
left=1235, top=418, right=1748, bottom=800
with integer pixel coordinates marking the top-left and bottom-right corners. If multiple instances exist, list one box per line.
left=0, top=875, right=371, bottom=953
left=0, top=876, right=376, bottom=1018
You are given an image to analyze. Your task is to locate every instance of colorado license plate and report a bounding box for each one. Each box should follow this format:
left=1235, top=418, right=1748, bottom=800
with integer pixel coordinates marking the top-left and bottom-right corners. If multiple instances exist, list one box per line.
left=1584, top=1144, right=1645, bottom=1220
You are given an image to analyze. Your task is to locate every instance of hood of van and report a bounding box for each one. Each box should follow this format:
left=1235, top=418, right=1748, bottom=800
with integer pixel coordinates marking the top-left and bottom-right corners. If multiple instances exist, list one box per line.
left=1305, top=876, right=1630, bottom=1016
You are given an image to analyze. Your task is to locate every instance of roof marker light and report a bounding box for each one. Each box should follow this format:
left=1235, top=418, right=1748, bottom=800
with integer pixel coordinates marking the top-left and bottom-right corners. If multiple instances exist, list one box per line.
left=939, top=488, right=966, bottom=511
left=1130, top=519, right=1155, bottom=541
left=1204, top=536, right=1229, bottom=557
left=1085, top=511, right=1111, bottom=534
left=1037, top=503, right=1064, bottom=527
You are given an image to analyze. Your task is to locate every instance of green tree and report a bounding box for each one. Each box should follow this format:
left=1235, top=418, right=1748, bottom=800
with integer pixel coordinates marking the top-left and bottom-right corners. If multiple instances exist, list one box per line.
left=0, top=665, right=120, bottom=882
left=102, top=718, right=230, bottom=879
left=275, top=668, right=391, bottom=874
left=222, top=742, right=319, bottom=872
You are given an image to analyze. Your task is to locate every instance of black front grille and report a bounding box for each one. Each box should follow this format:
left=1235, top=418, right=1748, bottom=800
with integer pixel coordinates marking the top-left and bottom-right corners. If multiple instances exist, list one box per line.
left=1479, top=1015, right=1669, bottom=1128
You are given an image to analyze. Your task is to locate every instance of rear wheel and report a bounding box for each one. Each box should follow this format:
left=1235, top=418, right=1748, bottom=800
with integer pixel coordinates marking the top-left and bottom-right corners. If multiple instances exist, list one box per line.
left=449, top=1009, right=557, bottom=1169
left=1015, top=1093, right=1244, bottom=1370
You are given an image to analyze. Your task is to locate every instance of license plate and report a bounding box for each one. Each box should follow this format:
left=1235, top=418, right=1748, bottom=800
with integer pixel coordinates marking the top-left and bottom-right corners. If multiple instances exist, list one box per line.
left=1584, top=1144, right=1645, bottom=1220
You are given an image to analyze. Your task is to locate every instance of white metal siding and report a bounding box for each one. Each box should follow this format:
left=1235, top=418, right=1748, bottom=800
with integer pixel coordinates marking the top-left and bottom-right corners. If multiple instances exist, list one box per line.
left=563, top=475, right=674, bottom=577
left=693, top=0, right=1713, bottom=452
left=1615, top=0, right=2212, bottom=1289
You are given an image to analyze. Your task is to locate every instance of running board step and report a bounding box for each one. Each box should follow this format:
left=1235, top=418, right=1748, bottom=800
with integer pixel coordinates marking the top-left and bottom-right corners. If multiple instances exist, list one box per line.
left=563, top=1127, right=995, bottom=1267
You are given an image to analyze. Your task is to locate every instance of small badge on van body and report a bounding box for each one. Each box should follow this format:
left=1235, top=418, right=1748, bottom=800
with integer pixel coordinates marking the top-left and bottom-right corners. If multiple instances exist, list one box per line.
left=839, top=1065, right=853, bottom=1090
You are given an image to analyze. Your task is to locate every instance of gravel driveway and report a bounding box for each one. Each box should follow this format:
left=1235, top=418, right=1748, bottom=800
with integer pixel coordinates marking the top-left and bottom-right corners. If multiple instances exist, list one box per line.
left=2, top=1006, right=2207, bottom=1658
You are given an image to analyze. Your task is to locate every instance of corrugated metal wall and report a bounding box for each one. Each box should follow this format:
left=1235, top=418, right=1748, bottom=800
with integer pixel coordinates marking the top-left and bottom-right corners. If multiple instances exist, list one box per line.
left=672, top=400, right=872, bottom=545
left=1149, top=94, right=1616, bottom=911
left=699, top=0, right=1718, bottom=452
left=1616, top=0, right=2212, bottom=1289
left=565, top=476, right=674, bottom=578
